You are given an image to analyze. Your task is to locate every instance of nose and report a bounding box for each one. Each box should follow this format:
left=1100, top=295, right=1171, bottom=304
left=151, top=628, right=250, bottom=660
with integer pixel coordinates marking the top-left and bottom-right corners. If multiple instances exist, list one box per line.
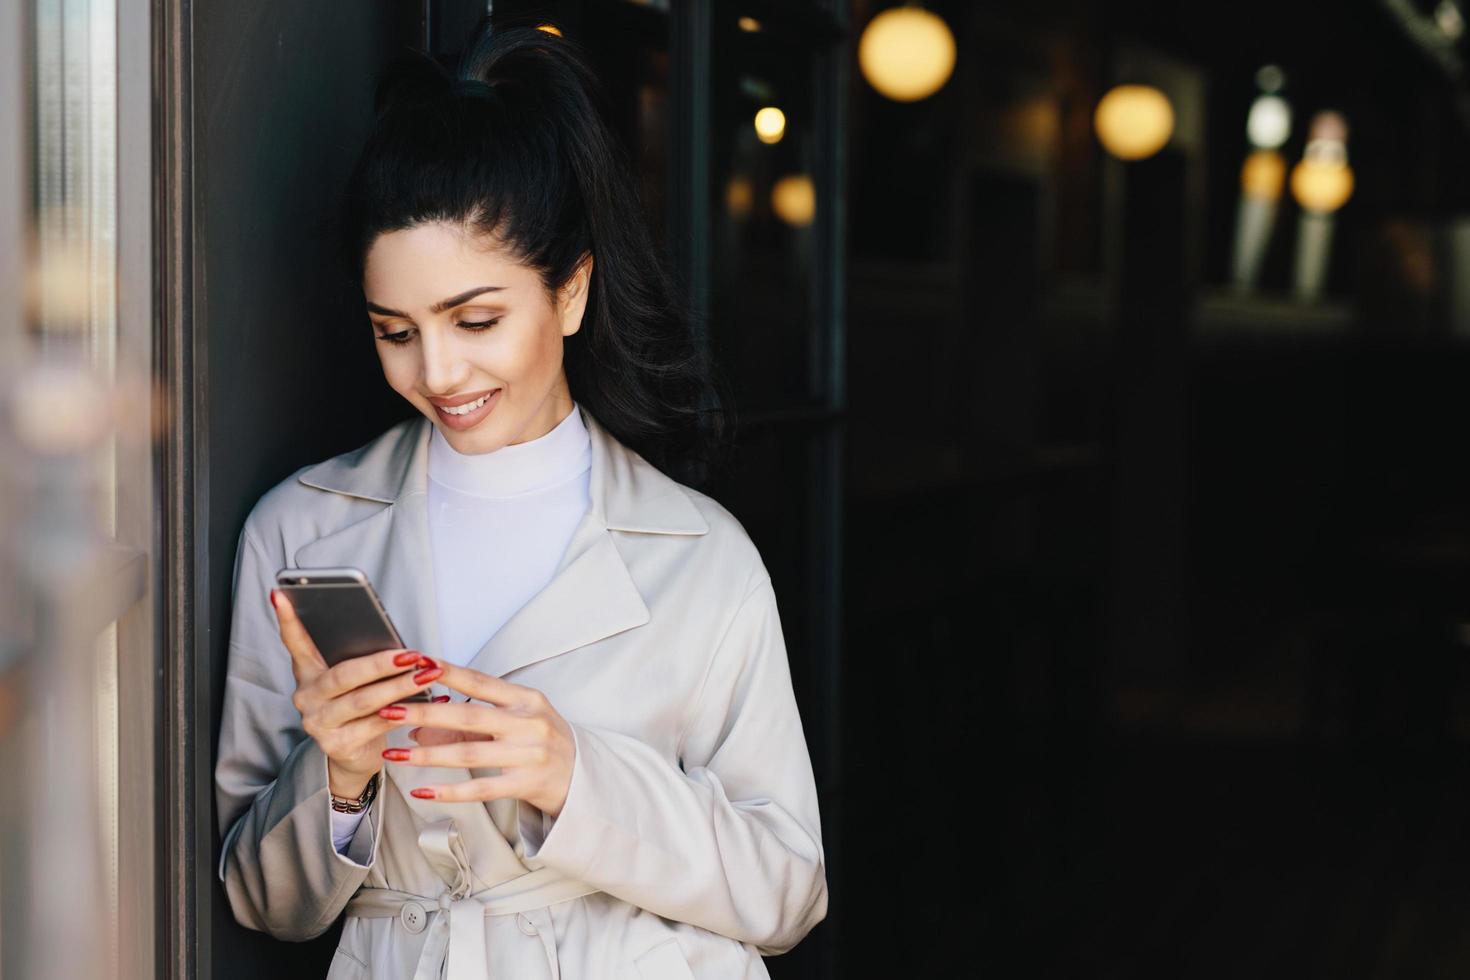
left=418, top=325, right=471, bottom=395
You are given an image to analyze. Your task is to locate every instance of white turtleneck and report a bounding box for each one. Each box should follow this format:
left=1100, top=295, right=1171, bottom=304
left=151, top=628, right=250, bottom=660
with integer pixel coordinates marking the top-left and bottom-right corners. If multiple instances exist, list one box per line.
left=331, top=403, right=593, bottom=852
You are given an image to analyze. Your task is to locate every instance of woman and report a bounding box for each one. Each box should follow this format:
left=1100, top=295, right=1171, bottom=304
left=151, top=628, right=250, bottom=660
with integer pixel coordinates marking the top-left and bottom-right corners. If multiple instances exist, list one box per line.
left=213, top=23, right=827, bottom=980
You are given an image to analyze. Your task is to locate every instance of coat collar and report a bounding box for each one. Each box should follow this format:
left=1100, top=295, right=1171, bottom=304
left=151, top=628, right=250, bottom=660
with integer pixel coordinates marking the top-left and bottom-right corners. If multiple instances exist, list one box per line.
left=296, top=405, right=710, bottom=536
left=291, top=406, right=708, bottom=862
left=292, top=402, right=711, bottom=675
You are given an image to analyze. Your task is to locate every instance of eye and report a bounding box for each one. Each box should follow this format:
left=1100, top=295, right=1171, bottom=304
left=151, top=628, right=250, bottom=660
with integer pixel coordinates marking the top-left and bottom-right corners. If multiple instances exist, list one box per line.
left=457, top=317, right=500, bottom=332
left=375, top=327, right=414, bottom=346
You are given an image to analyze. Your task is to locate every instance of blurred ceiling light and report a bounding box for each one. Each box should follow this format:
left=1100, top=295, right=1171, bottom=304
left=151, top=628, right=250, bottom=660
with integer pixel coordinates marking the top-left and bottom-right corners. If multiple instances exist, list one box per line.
left=1093, top=84, right=1175, bottom=161
left=754, top=106, right=786, bottom=144
left=772, top=174, right=816, bottom=227
left=1240, top=149, right=1287, bottom=201
left=1437, top=0, right=1465, bottom=39
left=537, top=24, right=563, bottom=36
left=1291, top=111, right=1354, bottom=213
left=1255, top=64, right=1286, bottom=94
left=1291, top=159, right=1354, bottom=213
left=726, top=175, right=755, bottom=219
left=858, top=6, right=956, bottom=102
left=1246, top=95, right=1292, bottom=149
left=738, top=16, right=762, bottom=32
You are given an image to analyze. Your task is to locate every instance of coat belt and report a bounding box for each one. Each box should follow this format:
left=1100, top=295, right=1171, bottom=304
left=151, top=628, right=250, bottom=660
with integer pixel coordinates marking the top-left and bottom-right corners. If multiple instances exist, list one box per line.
left=345, top=818, right=599, bottom=980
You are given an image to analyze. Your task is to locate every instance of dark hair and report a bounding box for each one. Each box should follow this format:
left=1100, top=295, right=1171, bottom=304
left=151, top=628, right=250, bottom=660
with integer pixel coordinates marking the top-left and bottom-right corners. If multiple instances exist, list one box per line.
left=338, top=20, right=729, bottom=487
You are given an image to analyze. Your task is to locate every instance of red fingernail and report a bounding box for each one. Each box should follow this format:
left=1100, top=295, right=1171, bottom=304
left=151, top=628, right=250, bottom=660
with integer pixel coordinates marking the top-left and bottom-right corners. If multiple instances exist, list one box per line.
left=431, top=694, right=451, bottom=703
left=417, top=656, right=439, bottom=669
left=381, top=748, right=411, bottom=762
left=378, top=705, right=407, bottom=720
left=412, top=667, right=443, bottom=685
left=269, top=589, right=279, bottom=608
left=410, top=787, right=437, bottom=799
left=393, top=650, right=422, bottom=667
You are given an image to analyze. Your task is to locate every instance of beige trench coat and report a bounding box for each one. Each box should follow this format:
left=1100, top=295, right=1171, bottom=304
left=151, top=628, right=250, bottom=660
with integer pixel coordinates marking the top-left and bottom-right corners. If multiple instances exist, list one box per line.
left=214, top=406, right=828, bottom=980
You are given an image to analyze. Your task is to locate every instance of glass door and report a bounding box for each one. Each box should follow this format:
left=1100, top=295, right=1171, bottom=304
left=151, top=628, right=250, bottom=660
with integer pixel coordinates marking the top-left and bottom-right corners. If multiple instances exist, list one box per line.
left=1, top=0, right=157, bottom=977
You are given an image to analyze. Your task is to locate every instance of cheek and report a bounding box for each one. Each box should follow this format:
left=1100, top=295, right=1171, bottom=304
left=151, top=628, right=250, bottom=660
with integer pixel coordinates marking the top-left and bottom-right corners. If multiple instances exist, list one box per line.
left=377, top=346, right=421, bottom=394
left=498, top=320, right=565, bottom=383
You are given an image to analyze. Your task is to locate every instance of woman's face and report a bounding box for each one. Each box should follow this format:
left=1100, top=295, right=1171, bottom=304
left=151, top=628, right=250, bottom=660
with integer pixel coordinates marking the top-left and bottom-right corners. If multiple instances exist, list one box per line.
left=362, top=220, right=590, bottom=455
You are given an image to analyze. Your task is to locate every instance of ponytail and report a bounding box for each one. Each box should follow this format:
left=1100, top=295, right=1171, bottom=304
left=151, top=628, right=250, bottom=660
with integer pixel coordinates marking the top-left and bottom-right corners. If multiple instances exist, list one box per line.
left=339, top=21, right=729, bottom=487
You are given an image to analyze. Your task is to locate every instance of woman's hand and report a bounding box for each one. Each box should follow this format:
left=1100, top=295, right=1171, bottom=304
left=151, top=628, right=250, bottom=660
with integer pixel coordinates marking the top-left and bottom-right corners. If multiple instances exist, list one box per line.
left=270, top=588, right=444, bottom=798
left=377, top=662, right=577, bottom=818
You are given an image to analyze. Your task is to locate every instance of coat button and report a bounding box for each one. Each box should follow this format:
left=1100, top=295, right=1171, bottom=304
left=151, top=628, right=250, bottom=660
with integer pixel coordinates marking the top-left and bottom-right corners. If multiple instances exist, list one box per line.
left=400, top=902, right=428, bottom=934
left=516, top=912, right=538, bottom=937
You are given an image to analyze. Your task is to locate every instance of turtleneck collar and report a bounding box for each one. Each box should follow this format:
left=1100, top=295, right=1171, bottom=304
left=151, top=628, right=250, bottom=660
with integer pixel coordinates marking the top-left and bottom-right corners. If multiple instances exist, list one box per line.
left=427, top=402, right=591, bottom=499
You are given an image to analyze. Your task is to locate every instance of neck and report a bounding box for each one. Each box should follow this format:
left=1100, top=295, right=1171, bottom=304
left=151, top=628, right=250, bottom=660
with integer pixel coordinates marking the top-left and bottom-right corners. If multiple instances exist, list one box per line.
left=428, top=402, right=590, bottom=498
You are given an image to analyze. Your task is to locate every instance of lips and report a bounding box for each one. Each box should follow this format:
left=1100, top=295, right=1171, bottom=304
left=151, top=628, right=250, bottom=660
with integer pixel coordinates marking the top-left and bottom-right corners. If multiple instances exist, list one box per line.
left=428, top=388, right=498, bottom=409
left=429, top=388, right=502, bottom=431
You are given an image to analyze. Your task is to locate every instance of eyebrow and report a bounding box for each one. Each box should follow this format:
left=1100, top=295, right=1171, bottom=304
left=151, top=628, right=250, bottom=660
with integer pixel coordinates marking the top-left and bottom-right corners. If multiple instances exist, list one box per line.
left=366, top=285, right=505, bottom=318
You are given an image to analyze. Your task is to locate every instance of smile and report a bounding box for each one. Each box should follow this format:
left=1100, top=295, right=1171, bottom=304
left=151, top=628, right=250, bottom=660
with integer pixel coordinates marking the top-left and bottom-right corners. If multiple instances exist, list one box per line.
left=441, top=392, right=491, bottom=416
left=430, top=388, right=502, bottom=431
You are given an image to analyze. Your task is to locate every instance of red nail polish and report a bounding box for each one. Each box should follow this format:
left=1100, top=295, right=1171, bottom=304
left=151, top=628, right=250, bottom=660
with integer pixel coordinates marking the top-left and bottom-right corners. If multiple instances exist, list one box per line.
left=417, top=656, right=439, bottom=669
left=393, top=650, right=422, bottom=667
left=431, top=694, right=451, bottom=703
left=269, top=589, right=279, bottom=608
left=378, top=705, right=407, bottom=720
left=410, top=787, right=437, bottom=799
left=381, top=748, right=411, bottom=762
left=413, top=667, right=443, bottom=685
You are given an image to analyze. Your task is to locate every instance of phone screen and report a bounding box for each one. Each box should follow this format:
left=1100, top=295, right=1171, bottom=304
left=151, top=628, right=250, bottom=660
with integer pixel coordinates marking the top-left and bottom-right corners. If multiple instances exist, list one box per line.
left=275, top=569, right=406, bottom=666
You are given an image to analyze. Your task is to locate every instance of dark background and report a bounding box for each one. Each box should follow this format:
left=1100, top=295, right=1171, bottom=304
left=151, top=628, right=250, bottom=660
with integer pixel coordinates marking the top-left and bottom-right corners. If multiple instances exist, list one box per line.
left=194, top=0, right=1470, bottom=977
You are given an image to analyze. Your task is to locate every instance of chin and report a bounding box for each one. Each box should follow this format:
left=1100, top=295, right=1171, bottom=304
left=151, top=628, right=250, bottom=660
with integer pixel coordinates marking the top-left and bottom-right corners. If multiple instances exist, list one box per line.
left=433, top=420, right=506, bottom=454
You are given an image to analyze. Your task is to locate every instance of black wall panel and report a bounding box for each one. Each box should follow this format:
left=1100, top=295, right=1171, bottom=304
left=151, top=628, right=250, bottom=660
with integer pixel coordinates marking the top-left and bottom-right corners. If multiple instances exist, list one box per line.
left=196, top=4, right=423, bottom=976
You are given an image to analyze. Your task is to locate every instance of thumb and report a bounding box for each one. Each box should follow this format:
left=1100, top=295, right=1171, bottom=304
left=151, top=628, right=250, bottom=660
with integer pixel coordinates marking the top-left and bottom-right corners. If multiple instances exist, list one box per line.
left=270, top=588, right=328, bottom=682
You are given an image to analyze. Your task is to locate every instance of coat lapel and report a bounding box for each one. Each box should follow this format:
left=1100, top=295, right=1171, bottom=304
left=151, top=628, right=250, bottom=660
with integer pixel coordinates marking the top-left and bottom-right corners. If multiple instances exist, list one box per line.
left=287, top=406, right=710, bottom=868
left=462, top=519, right=648, bottom=679
left=460, top=406, right=709, bottom=678
left=293, top=418, right=441, bottom=664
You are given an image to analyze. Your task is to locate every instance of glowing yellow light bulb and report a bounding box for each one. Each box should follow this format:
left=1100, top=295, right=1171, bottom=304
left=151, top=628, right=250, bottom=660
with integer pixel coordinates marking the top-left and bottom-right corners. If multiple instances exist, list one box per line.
left=772, top=174, right=816, bottom=227
left=754, top=106, right=786, bottom=145
left=858, top=6, right=956, bottom=102
left=1290, top=159, right=1354, bottom=213
left=1240, top=150, right=1286, bottom=201
left=1094, top=84, right=1175, bottom=161
left=726, top=175, right=755, bottom=219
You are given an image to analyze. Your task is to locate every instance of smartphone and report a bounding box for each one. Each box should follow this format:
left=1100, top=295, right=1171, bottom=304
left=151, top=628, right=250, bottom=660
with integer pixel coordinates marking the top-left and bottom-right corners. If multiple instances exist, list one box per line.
left=274, top=566, right=430, bottom=700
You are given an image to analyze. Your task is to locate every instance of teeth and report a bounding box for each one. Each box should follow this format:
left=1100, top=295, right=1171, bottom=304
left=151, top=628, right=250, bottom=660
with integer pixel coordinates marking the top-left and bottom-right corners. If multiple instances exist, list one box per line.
left=442, top=392, right=491, bottom=416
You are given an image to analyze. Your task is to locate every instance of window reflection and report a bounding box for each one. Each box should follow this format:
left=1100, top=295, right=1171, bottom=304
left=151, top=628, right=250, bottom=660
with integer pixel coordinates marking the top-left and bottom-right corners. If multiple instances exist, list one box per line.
left=10, top=0, right=123, bottom=977
left=709, top=2, right=829, bottom=411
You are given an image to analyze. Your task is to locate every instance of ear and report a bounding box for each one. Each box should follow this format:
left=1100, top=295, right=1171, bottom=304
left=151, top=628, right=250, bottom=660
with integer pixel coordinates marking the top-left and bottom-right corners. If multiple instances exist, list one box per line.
left=557, top=253, right=594, bottom=338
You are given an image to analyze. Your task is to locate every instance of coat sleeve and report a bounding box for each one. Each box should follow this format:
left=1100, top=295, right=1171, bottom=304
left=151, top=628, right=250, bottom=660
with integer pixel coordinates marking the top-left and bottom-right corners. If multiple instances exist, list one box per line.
left=214, top=522, right=385, bottom=941
left=520, top=571, right=829, bottom=955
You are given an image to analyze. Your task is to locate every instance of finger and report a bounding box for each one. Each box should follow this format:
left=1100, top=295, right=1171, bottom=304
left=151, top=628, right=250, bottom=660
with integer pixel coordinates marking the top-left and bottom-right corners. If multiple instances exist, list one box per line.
left=409, top=725, right=477, bottom=747
left=315, top=648, right=428, bottom=702
left=322, top=712, right=401, bottom=758
left=319, top=660, right=443, bottom=728
left=384, top=740, right=540, bottom=769
left=408, top=774, right=524, bottom=803
left=432, top=662, right=537, bottom=709
left=391, top=699, right=514, bottom=737
left=271, top=590, right=328, bottom=679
